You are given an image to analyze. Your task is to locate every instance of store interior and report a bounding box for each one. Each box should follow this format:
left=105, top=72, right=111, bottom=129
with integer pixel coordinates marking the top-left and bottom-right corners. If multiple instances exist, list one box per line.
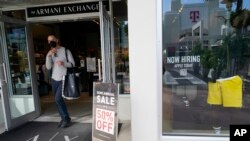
left=28, top=19, right=131, bottom=140
left=32, top=20, right=101, bottom=96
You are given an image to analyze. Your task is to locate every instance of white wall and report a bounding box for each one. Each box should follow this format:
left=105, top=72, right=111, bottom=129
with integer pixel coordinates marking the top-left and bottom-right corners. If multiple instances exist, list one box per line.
left=128, top=0, right=161, bottom=141
left=118, top=95, right=131, bottom=121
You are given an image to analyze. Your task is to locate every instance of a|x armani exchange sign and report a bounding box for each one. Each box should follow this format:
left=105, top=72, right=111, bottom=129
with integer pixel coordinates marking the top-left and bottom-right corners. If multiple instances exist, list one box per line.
left=27, top=1, right=109, bottom=18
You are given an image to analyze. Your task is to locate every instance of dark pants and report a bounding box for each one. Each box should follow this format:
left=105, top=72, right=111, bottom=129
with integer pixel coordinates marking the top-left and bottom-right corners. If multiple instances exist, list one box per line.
left=51, top=79, right=70, bottom=122
left=79, top=67, right=88, bottom=92
left=88, top=72, right=93, bottom=96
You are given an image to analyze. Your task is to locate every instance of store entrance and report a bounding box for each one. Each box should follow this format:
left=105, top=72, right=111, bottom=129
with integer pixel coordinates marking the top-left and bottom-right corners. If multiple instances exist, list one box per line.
left=31, top=20, right=101, bottom=122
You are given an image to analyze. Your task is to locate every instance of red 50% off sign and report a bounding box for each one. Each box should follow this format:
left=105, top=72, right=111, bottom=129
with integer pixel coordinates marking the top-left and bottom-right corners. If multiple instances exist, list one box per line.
left=95, top=108, right=115, bottom=134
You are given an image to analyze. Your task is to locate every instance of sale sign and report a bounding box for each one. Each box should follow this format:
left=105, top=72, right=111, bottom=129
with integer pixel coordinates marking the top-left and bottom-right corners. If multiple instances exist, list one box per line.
left=96, top=108, right=115, bottom=134
left=92, top=83, right=119, bottom=141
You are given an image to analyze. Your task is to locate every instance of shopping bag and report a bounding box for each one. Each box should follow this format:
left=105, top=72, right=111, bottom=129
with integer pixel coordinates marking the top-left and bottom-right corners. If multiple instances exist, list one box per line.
left=62, top=67, right=80, bottom=100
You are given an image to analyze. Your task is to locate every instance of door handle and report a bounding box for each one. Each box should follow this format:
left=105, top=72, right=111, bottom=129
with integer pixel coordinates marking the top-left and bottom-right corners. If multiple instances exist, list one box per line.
left=98, top=59, right=102, bottom=81
left=0, top=63, right=7, bottom=84
left=0, top=81, right=1, bottom=98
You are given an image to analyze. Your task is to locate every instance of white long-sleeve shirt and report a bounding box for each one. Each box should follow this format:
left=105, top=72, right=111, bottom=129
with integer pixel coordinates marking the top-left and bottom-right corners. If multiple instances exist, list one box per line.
left=46, top=46, right=75, bottom=81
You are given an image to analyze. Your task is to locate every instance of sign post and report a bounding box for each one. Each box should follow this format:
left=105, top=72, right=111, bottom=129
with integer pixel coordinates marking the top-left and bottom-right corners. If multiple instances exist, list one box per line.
left=92, top=82, right=119, bottom=141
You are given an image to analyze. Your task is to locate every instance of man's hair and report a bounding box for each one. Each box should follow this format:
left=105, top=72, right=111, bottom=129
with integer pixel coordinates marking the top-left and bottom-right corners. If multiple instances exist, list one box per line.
left=48, top=35, right=61, bottom=45
left=48, top=34, right=57, bottom=39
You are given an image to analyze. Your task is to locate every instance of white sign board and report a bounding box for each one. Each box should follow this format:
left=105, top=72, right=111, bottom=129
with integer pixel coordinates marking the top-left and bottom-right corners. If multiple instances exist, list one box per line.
left=87, top=57, right=96, bottom=72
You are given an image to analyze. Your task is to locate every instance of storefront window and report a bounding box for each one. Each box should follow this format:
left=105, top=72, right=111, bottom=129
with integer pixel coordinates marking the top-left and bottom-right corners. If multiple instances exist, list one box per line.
left=5, top=25, right=33, bottom=96
left=113, top=0, right=129, bottom=94
left=115, top=20, right=129, bottom=94
left=162, top=0, right=250, bottom=135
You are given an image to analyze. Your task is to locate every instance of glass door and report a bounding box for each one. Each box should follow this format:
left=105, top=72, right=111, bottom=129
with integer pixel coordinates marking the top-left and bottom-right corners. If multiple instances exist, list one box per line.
left=0, top=15, right=40, bottom=131
left=0, top=63, right=7, bottom=134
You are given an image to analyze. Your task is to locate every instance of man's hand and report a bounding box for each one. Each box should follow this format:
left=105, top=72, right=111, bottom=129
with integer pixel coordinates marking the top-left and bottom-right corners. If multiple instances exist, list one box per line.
left=48, top=48, right=57, bottom=57
left=55, top=60, right=64, bottom=66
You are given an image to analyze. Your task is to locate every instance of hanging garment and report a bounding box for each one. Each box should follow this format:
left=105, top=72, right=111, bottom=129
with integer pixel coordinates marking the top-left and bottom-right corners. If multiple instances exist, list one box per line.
left=207, top=82, right=222, bottom=105
left=217, top=75, right=243, bottom=108
left=207, top=75, right=243, bottom=108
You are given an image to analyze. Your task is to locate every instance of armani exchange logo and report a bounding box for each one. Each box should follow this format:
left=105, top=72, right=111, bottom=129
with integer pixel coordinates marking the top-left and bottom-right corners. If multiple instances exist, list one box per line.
left=31, top=4, right=98, bottom=15
left=27, top=2, right=108, bottom=17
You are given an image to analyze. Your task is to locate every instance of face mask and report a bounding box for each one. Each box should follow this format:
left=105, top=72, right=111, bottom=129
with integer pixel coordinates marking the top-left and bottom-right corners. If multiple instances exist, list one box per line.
left=49, top=41, right=57, bottom=48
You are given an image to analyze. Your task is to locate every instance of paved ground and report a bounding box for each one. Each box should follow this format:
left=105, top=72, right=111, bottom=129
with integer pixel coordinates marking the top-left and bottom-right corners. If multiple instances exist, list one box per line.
left=0, top=122, right=92, bottom=141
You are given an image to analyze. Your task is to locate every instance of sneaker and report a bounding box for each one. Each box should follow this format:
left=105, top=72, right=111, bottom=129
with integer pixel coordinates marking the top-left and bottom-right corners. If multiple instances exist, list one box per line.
left=67, top=117, right=71, bottom=123
left=60, top=120, right=71, bottom=128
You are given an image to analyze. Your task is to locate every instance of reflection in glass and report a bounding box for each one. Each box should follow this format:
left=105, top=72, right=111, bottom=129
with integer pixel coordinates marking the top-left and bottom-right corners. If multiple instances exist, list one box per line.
left=115, top=21, right=130, bottom=94
left=162, top=0, right=250, bottom=136
left=6, top=25, right=32, bottom=95
left=4, top=23, right=35, bottom=118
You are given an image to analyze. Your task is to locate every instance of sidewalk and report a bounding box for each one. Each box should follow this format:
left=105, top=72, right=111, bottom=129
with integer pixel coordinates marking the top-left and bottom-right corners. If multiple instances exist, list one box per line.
left=118, top=122, right=131, bottom=141
left=37, top=93, right=131, bottom=141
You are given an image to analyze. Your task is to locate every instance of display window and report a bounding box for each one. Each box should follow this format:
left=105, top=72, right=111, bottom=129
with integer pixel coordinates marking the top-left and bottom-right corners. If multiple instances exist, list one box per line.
left=162, top=0, right=250, bottom=135
left=115, top=20, right=130, bottom=94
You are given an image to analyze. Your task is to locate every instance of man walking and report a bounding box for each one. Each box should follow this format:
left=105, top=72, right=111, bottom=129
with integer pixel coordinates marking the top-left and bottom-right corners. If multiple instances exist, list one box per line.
left=45, top=35, right=75, bottom=128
